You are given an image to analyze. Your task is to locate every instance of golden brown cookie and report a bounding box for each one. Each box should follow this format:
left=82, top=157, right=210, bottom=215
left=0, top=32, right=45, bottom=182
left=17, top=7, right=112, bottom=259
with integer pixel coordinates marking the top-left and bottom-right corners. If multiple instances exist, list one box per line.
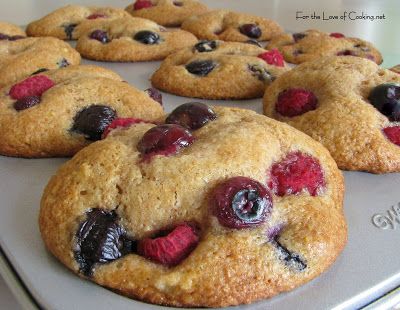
left=26, top=5, right=131, bottom=40
left=268, top=29, right=383, bottom=64
left=0, top=21, right=26, bottom=40
left=0, top=37, right=80, bottom=88
left=75, top=17, right=198, bottom=62
left=151, top=40, right=290, bottom=99
left=40, top=104, right=346, bottom=307
left=181, top=10, right=283, bottom=43
left=125, top=0, right=209, bottom=27
left=390, top=64, right=400, bottom=75
left=263, top=56, right=400, bottom=173
left=0, top=65, right=164, bottom=158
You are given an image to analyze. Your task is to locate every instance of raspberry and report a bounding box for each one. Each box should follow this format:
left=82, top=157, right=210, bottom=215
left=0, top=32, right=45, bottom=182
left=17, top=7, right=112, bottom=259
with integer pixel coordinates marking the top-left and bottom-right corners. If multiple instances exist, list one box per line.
left=383, top=126, right=400, bottom=146
left=268, top=151, right=325, bottom=196
left=87, top=13, right=107, bottom=19
left=138, top=223, right=199, bottom=266
left=330, top=32, right=345, bottom=38
left=134, top=0, right=153, bottom=10
left=258, top=49, right=284, bottom=67
left=9, top=75, right=55, bottom=100
left=276, top=88, right=318, bottom=117
left=102, top=117, right=148, bottom=139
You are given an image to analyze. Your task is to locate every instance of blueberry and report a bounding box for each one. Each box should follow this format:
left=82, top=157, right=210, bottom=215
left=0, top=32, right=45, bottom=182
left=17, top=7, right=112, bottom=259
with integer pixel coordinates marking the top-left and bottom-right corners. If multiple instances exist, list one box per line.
left=0, top=33, right=9, bottom=40
left=185, top=60, right=216, bottom=76
left=166, top=102, right=217, bottom=130
left=245, top=39, right=262, bottom=47
left=145, top=88, right=163, bottom=106
left=271, top=239, right=307, bottom=271
left=64, top=23, right=77, bottom=40
left=89, top=30, right=110, bottom=44
left=72, top=105, right=116, bottom=141
left=14, top=95, right=41, bottom=111
left=133, top=31, right=160, bottom=45
left=75, top=209, right=136, bottom=276
left=31, top=68, right=49, bottom=75
left=292, top=32, right=306, bottom=42
left=336, top=50, right=356, bottom=56
left=239, top=24, right=262, bottom=39
left=194, top=40, right=217, bottom=53
left=8, top=35, right=25, bottom=41
left=57, top=58, right=70, bottom=68
left=368, top=83, right=400, bottom=121
left=173, top=1, right=183, bottom=6
left=248, top=64, right=274, bottom=82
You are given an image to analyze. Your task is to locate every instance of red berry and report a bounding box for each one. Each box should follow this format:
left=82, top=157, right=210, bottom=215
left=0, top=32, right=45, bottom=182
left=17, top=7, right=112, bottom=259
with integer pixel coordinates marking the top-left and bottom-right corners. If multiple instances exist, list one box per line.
left=138, top=223, right=199, bottom=266
left=258, top=49, right=284, bottom=67
left=268, top=151, right=325, bottom=197
left=383, top=126, right=400, bottom=146
left=102, top=117, right=149, bottom=139
left=9, top=75, right=55, bottom=100
left=276, top=88, right=318, bottom=117
left=134, top=0, right=153, bottom=10
left=87, top=13, right=107, bottom=19
left=330, top=32, right=345, bottom=38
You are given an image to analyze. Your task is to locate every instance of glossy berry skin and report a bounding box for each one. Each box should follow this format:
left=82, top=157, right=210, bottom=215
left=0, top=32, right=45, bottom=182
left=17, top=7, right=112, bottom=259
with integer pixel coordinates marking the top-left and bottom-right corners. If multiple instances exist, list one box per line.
left=211, top=176, right=273, bottom=229
left=13, top=95, right=41, bottom=111
left=258, top=49, right=285, bottom=67
left=276, top=88, right=318, bottom=117
left=89, top=30, right=110, bottom=44
left=166, top=102, right=217, bottom=130
left=330, top=32, right=345, bottom=38
left=134, top=0, right=153, bottom=10
left=134, top=31, right=160, bottom=45
left=383, top=126, right=400, bottom=146
left=72, top=105, right=117, bottom=141
left=185, top=60, right=216, bottom=76
left=239, top=24, right=262, bottom=39
left=368, top=83, right=400, bottom=121
left=194, top=40, right=217, bottom=53
left=292, top=32, right=306, bottom=42
left=145, top=87, right=163, bottom=106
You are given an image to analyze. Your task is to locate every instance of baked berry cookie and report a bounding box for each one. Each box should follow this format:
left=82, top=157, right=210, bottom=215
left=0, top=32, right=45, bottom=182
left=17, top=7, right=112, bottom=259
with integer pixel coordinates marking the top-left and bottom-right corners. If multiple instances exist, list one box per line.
left=268, top=29, right=383, bottom=64
left=125, top=0, right=209, bottom=27
left=0, top=65, right=164, bottom=158
left=26, top=5, right=131, bottom=40
left=263, top=56, right=400, bottom=173
left=40, top=103, right=346, bottom=307
left=0, top=37, right=80, bottom=88
left=390, top=65, right=400, bottom=75
left=151, top=41, right=290, bottom=99
left=181, top=10, right=283, bottom=43
left=0, top=21, right=26, bottom=40
left=75, top=17, right=197, bottom=62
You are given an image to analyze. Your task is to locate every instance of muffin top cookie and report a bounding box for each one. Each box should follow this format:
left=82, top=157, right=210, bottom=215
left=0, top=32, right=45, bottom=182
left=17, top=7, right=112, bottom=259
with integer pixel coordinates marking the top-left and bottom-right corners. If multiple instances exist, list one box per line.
left=0, top=21, right=26, bottom=40
left=151, top=40, right=290, bottom=99
left=0, top=65, right=164, bottom=158
left=126, top=0, right=209, bottom=27
left=40, top=103, right=346, bottom=308
left=263, top=56, right=400, bottom=173
left=390, top=64, right=400, bottom=75
left=0, top=37, right=81, bottom=88
left=181, top=10, right=283, bottom=43
left=268, top=29, right=383, bottom=64
left=26, top=5, right=131, bottom=40
left=75, top=17, right=198, bottom=62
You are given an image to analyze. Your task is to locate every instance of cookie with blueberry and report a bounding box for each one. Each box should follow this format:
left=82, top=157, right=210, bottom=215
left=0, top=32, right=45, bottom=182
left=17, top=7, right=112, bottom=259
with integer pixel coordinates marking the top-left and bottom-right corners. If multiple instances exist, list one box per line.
left=0, top=65, right=164, bottom=158
left=0, top=37, right=80, bottom=88
left=75, top=17, right=197, bottom=62
left=26, top=5, right=131, bottom=40
left=263, top=56, right=400, bottom=173
left=268, top=29, right=383, bottom=64
left=181, top=10, right=283, bottom=43
left=40, top=103, right=346, bottom=307
left=151, top=41, right=290, bottom=99
left=0, top=21, right=26, bottom=41
left=125, top=0, right=208, bottom=27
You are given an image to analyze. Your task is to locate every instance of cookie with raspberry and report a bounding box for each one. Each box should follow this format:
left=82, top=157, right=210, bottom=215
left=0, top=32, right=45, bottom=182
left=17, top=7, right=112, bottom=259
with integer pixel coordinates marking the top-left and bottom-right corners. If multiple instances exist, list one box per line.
left=181, top=10, right=283, bottom=43
left=0, top=65, right=164, bottom=157
left=40, top=103, right=346, bottom=307
left=268, top=29, right=382, bottom=64
left=263, top=56, right=400, bottom=173
left=125, top=0, right=209, bottom=27
left=151, top=41, right=290, bottom=99
left=0, top=37, right=80, bottom=88
left=26, top=5, right=131, bottom=40
left=75, top=17, right=197, bottom=62
left=0, top=21, right=26, bottom=40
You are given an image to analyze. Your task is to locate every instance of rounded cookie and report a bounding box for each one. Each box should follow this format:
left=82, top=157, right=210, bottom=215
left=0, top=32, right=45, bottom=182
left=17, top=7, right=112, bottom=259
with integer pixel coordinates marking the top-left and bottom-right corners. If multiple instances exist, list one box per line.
left=0, top=65, right=164, bottom=158
left=390, top=64, right=400, bottom=75
left=0, top=21, right=26, bottom=40
left=151, top=40, right=290, bottom=99
left=126, top=0, right=209, bottom=27
left=181, top=10, right=283, bottom=43
left=40, top=103, right=346, bottom=307
left=0, top=37, right=81, bottom=88
left=268, top=29, right=383, bottom=64
left=263, top=56, right=400, bottom=173
left=26, top=5, right=131, bottom=40
left=75, top=17, right=198, bottom=62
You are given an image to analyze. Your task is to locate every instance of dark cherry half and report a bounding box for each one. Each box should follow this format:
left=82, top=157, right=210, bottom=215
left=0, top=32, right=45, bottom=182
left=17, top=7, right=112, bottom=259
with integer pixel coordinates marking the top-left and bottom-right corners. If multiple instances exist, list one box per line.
left=239, top=24, right=262, bottom=39
left=166, top=102, right=217, bottom=130
left=368, top=83, right=400, bottom=121
left=185, top=60, right=216, bottom=76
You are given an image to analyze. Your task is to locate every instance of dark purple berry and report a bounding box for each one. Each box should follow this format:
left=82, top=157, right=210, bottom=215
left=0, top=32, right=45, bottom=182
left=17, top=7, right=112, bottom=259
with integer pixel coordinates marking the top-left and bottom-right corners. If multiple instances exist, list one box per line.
left=292, top=32, right=306, bottom=42
left=75, top=209, right=136, bottom=276
left=134, top=30, right=160, bottom=45
left=173, top=1, right=183, bottom=6
left=239, top=24, right=262, bottom=39
left=336, top=49, right=356, bottom=56
left=248, top=64, right=274, bottom=82
left=354, top=44, right=370, bottom=52
left=245, top=39, right=262, bottom=47
left=194, top=40, right=217, bottom=53
left=368, top=83, right=400, bottom=121
left=31, top=68, right=49, bottom=75
left=145, top=88, right=163, bottom=106
left=57, top=58, right=70, bottom=68
left=89, top=30, right=110, bottom=43
left=166, top=102, right=217, bottom=130
left=64, top=23, right=77, bottom=40
left=72, top=105, right=116, bottom=141
left=8, top=35, right=25, bottom=41
left=271, top=239, right=307, bottom=271
left=186, top=60, right=216, bottom=76
left=14, top=95, right=40, bottom=111
left=0, top=33, right=9, bottom=40
left=211, top=176, right=273, bottom=229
